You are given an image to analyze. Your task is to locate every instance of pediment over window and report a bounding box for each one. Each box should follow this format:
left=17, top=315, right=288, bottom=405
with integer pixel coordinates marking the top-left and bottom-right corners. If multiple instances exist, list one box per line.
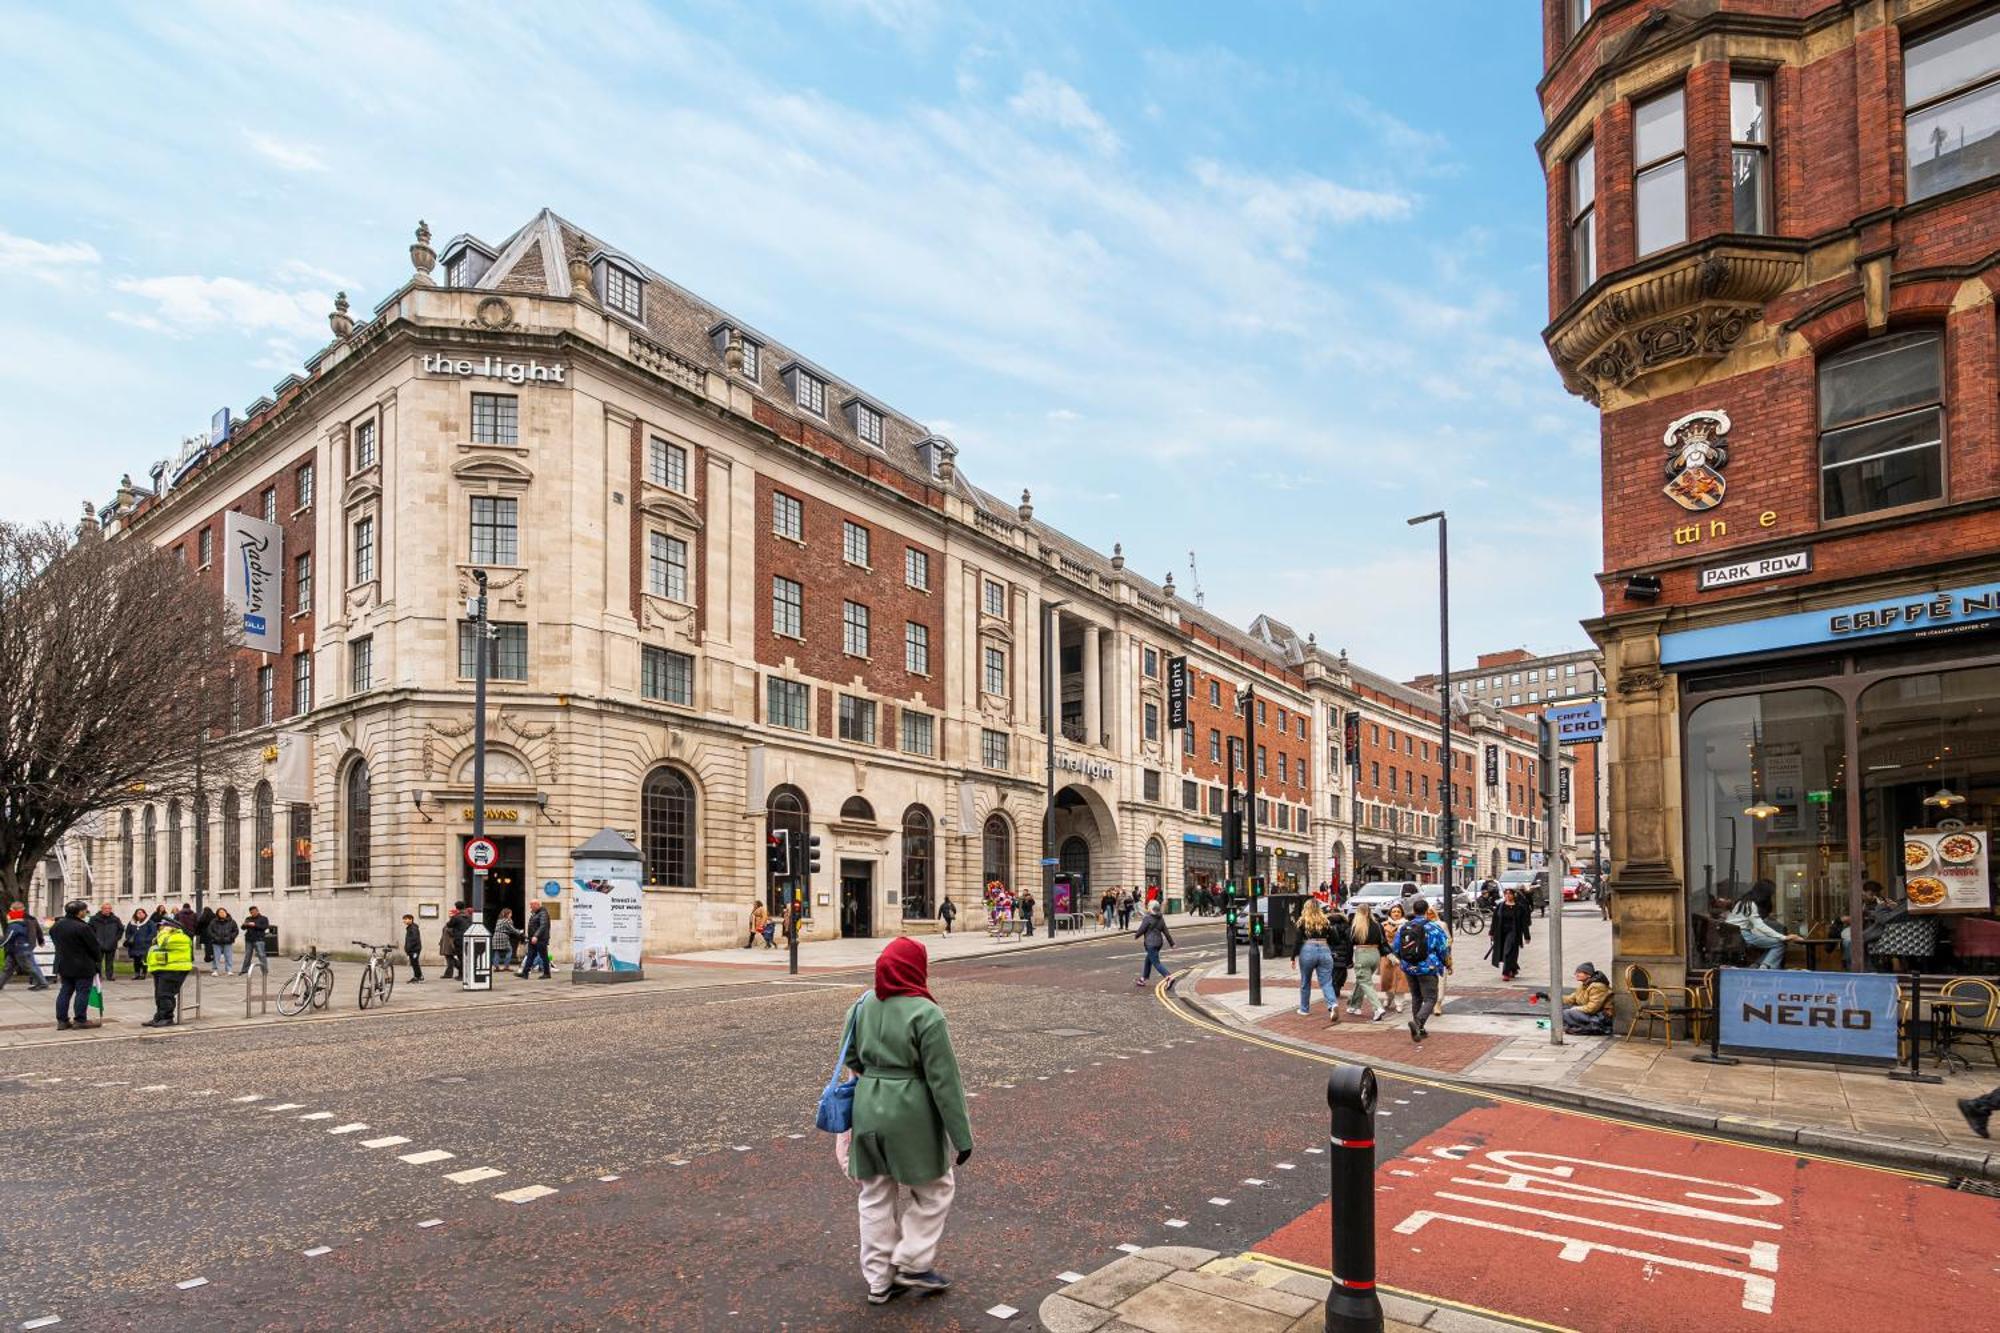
left=980, top=622, right=1014, bottom=649
left=451, top=454, right=534, bottom=488
left=342, top=479, right=382, bottom=511
left=638, top=490, right=703, bottom=530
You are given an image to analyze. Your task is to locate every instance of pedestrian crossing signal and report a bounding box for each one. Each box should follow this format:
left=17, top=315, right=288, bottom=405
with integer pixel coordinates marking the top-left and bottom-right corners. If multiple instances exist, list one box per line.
left=767, top=830, right=791, bottom=879
left=806, top=834, right=823, bottom=878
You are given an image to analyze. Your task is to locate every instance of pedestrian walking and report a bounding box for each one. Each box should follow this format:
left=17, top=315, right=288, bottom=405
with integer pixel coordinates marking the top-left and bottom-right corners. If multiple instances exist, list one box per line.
left=520, top=901, right=552, bottom=978
left=124, top=908, right=155, bottom=979
left=842, top=936, right=972, bottom=1304
left=89, top=905, right=123, bottom=981
left=1018, top=891, right=1035, bottom=935
left=490, top=907, right=521, bottom=968
left=1486, top=887, right=1530, bottom=981
left=1374, top=904, right=1410, bottom=1018
left=746, top=900, right=771, bottom=949
left=402, top=913, right=425, bottom=982
left=1294, top=899, right=1351, bottom=1022
left=939, top=896, right=957, bottom=935
left=1559, top=962, right=1614, bottom=1035
left=1, top=902, right=49, bottom=991
left=1344, top=903, right=1388, bottom=1020
left=194, top=903, right=215, bottom=968
left=1425, top=904, right=1452, bottom=1015
left=443, top=903, right=470, bottom=979
left=1133, top=903, right=1176, bottom=986
left=241, top=906, right=272, bottom=975
left=141, top=915, right=195, bottom=1027
left=50, top=900, right=103, bottom=1031
left=1117, top=890, right=1134, bottom=931
left=207, top=907, right=239, bottom=976
left=1390, top=897, right=1453, bottom=1045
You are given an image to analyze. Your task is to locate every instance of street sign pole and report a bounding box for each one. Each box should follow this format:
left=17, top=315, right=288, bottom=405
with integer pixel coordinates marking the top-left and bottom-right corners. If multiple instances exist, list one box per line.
left=1542, top=713, right=1564, bottom=1047
left=1224, top=732, right=1239, bottom=976
left=1244, top=684, right=1262, bottom=1008
left=464, top=570, right=492, bottom=990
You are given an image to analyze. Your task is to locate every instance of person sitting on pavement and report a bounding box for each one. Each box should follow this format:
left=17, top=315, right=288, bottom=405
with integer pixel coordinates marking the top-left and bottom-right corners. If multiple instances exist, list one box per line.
left=50, top=900, right=103, bottom=1031
left=89, top=904, right=123, bottom=981
left=842, top=936, right=972, bottom=1304
left=1390, top=898, right=1452, bottom=1045
left=1560, top=963, right=1614, bottom=1035
left=1961, top=1087, right=1997, bottom=1140
left=1133, top=904, right=1177, bottom=987
left=142, top=915, right=195, bottom=1027
left=2, top=902, right=51, bottom=991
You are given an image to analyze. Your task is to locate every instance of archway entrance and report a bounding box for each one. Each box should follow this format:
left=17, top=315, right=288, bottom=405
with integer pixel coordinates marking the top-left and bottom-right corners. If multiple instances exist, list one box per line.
left=1047, top=783, right=1115, bottom=917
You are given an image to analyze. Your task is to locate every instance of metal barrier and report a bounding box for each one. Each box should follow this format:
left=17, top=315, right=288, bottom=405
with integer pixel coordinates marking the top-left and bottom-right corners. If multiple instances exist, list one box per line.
left=174, top=969, right=201, bottom=1024
left=243, top=964, right=271, bottom=1017
left=1325, top=1065, right=1383, bottom=1333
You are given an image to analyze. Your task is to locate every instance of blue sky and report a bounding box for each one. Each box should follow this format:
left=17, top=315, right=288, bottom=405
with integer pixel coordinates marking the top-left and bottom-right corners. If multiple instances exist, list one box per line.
left=0, top=0, right=1599, bottom=679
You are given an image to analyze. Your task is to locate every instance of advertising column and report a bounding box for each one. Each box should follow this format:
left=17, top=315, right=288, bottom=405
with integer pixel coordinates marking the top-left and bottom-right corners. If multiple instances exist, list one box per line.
left=569, top=828, right=646, bottom=983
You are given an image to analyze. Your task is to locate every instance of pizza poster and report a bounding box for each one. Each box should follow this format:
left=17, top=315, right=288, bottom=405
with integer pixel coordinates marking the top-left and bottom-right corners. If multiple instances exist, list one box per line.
left=1902, top=827, right=1991, bottom=914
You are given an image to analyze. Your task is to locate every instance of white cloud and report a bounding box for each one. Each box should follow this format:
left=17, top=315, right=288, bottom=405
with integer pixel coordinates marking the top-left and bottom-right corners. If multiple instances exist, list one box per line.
left=1191, top=158, right=1411, bottom=260
left=1009, top=72, right=1120, bottom=156
left=244, top=129, right=328, bottom=172
left=111, top=274, right=331, bottom=340
left=1046, top=408, right=1080, bottom=423
left=0, top=229, right=102, bottom=281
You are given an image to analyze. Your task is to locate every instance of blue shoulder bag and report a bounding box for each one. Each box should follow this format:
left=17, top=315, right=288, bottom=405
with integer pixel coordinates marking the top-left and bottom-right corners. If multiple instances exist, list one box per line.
left=815, top=995, right=867, bottom=1133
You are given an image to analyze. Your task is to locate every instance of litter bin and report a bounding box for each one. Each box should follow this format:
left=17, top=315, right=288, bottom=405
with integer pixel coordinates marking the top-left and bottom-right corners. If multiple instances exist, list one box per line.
left=1265, top=893, right=1307, bottom=961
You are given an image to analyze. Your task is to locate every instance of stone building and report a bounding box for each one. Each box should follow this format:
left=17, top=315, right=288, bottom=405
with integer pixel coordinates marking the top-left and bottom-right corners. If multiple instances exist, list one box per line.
left=1540, top=0, right=2000, bottom=988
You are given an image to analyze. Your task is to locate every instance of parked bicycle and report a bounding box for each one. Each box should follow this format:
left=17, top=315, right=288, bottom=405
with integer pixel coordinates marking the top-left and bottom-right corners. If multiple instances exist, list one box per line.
left=1453, top=903, right=1487, bottom=937
left=353, top=941, right=397, bottom=1010
left=277, top=946, right=335, bottom=1017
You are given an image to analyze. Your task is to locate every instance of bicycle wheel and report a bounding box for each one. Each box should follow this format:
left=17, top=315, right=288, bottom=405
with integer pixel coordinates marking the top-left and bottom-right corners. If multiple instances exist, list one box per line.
left=358, top=966, right=375, bottom=1009
left=311, top=963, right=334, bottom=1010
left=378, top=963, right=394, bottom=1005
left=278, top=971, right=311, bottom=1016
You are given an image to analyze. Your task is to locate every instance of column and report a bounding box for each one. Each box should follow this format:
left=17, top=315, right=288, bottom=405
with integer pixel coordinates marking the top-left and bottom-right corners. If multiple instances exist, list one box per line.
left=1083, top=622, right=1102, bottom=748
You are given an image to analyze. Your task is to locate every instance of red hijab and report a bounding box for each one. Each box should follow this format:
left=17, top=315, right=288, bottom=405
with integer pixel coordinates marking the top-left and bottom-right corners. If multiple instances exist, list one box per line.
left=874, top=936, right=933, bottom=1002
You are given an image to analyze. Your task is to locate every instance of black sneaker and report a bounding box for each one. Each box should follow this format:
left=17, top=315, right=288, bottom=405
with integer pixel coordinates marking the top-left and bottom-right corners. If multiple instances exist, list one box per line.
left=1961, top=1099, right=1992, bottom=1140
left=894, top=1269, right=951, bottom=1292
left=1408, top=1018, right=1421, bottom=1042
left=867, top=1285, right=907, bottom=1305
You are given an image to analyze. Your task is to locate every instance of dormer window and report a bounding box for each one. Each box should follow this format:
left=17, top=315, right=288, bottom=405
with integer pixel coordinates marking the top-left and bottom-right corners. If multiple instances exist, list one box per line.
left=782, top=364, right=827, bottom=417
left=440, top=237, right=497, bottom=289
left=602, top=262, right=643, bottom=319
left=444, top=254, right=465, bottom=287
left=846, top=398, right=884, bottom=447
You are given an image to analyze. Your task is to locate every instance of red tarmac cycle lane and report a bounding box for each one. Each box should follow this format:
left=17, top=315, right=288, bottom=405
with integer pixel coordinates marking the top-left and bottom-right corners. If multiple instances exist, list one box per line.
left=1258, top=1099, right=2000, bottom=1332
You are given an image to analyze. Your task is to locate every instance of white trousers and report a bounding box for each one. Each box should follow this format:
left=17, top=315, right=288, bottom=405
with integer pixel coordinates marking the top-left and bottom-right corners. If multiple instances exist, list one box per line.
left=856, top=1169, right=956, bottom=1291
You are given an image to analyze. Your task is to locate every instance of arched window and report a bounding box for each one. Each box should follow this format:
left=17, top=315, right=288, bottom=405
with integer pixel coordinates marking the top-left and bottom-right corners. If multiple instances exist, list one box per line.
left=982, top=813, right=1012, bottom=890
left=766, top=785, right=809, bottom=914
left=167, top=800, right=183, bottom=898
left=902, top=805, right=934, bottom=920
left=343, top=761, right=371, bottom=885
left=839, top=796, right=876, bottom=822
left=142, top=805, right=158, bottom=897
left=193, top=796, right=210, bottom=898
left=254, top=781, right=275, bottom=889
left=641, top=767, right=696, bottom=887
left=1144, top=837, right=1164, bottom=890
left=1059, top=835, right=1090, bottom=891
left=289, top=804, right=312, bottom=886
left=221, top=787, right=241, bottom=893
left=119, top=810, right=133, bottom=897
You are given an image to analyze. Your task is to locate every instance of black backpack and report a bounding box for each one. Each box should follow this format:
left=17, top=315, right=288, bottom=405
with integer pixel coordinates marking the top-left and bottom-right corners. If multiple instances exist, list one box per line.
left=1395, top=922, right=1432, bottom=968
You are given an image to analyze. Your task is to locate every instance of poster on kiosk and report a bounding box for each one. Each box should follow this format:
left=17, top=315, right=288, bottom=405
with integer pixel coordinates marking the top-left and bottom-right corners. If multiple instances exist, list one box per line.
left=569, top=828, right=646, bottom=982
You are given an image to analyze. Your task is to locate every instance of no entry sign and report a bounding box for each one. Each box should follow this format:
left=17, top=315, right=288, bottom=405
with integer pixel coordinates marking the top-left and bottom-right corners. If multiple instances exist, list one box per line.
left=464, top=837, right=499, bottom=870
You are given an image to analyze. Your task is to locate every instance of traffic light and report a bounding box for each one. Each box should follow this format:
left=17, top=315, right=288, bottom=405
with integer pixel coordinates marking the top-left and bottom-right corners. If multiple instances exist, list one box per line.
left=804, top=833, right=823, bottom=879
left=1222, top=810, right=1244, bottom=861
left=767, top=830, right=791, bottom=880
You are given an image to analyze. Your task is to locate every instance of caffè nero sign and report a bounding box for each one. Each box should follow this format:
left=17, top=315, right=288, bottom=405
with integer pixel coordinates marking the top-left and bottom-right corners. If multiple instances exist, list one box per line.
left=420, top=352, right=567, bottom=384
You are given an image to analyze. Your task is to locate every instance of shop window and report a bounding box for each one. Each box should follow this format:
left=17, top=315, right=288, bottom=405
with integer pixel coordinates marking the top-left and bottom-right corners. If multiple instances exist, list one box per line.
left=1905, top=10, right=2000, bottom=202
left=1818, top=332, right=1944, bottom=520
left=1684, top=688, right=1845, bottom=969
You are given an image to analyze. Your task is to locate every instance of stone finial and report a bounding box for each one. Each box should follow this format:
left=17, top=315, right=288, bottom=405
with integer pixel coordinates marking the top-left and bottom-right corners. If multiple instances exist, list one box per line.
left=116, top=473, right=134, bottom=511
left=1018, top=488, right=1033, bottom=523
left=936, top=441, right=956, bottom=484
left=1163, top=571, right=1177, bottom=599
left=569, top=252, right=595, bottom=302
left=1339, top=648, right=1350, bottom=668
left=78, top=499, right=100, bottom=538
left=410, top=220, right=436, bottom=284
left=1308, top=632, right=1317, bottom=650
left=1110, top=542, right=1124, bottom=571
left=724, top=329, right=745, bottom=374
left=328, top=290, right=354, bottom=340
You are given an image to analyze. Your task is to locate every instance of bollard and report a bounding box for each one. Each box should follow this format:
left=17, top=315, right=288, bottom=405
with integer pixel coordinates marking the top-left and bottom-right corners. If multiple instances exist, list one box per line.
left=1325, top=1065, right=1383, bottom=1333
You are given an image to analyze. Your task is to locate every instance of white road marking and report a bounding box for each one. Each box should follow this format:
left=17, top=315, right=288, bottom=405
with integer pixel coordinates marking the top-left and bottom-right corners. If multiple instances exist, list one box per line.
left=730, top=1145, right=751, bottom=1152
left=598, top=1174, right=621, bottom=1182
left=1305, top=1148, right=1325, bottom=1155
left=22, top=1316, right=62, bottom=1329
left=189, top=1089, right=217, bottom=1097
left=670, top=1160, right=689, bottom=1167
left=40, top=1078, right=65, bottom=1084
left=786, top=1133, right=805, bottom=1139
left=360, top=1136, right=411, bottom=1149
left=299, top=1112, right=334, bottom=1121
left=1164, top=1218, right=1188, bottom=1229
left=303, top=1246, right=332, bottom=1258
left=263, top=1103, right=304, bottom=1112
left=417, top=1219, right=444, bottom=1229
left=1276, top=1163, right=1296, bottom=1171
left=444, top=1166, right=505, bottom=1184
left=1243, top=1178, right=1268, bottom=1186
left=174, top=1278, right=208, bottom=1290
left=1208, top=1198, right=1232, bottom=1207
left=399, top=1149, right=456, bottom=1165
left=327, top=1123, right=369, bottom=1135
left=231, top=1094, right=264, bottom=1103
left=495, top=1184, right=557, bottom=1204
left=1115, top=1244, right=1143, bottom=1254
left=137, top=1085, right=170, bottom=1092
left=985, top=1305, right=1019, bottom=1320
left=91, top=1080, right=126, bottom=1087
left=1056, top=1271, right=1085, bottom=1283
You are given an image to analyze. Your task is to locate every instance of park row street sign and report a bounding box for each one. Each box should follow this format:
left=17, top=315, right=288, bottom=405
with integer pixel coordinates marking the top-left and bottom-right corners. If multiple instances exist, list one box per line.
left=1698, top=548, right=1812, bottom=591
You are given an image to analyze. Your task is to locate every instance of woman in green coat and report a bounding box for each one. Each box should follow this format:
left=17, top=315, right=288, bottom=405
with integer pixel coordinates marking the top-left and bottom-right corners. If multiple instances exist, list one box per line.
left=841, top=936, right=973, bottom=1305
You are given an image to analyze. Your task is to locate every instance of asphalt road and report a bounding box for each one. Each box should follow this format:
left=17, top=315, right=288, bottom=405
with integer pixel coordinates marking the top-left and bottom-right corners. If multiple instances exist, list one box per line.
left=6, top=925, right=1992, bottom=1331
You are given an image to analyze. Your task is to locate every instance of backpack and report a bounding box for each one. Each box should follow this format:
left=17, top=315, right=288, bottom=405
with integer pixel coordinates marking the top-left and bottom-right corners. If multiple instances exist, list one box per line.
left=1395, top=922, right=1432, bottom=968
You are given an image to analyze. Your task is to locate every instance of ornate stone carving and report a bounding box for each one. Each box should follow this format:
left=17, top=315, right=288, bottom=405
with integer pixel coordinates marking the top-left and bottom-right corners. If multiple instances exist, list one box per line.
left=410, top=221, right=436, bottom=285
left=629, top=334, right=706, bottom=393
left=458, top=565, right=527, bottom=608
left=328, top=291, right=354, bottom=340
left=423, top=719, right=475, bottom=779
left=568, top=252, right=594, bottom=301
left=639, top=595, right=696, bottom=631
left=495, top=709, right=556, bottom=742
left=1616, top=669, right=1664, bottom=699
left=472, top=296, right=517, bottom=330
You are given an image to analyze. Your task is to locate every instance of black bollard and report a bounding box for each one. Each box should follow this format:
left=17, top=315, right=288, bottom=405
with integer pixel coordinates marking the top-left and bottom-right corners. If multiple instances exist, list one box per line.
left=1325, top=1065, right=1383, bottom=1333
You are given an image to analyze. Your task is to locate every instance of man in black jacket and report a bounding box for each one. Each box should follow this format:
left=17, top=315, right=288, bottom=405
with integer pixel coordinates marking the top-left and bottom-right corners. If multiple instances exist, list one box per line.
left=89, top=905, right=123, bottom=980
left=241, top=906, right=272, bottom=976
left=402, top=913, right=425, bottom=982
left=519, top=902, right=552, bottom=979
left=49, top=900, right=103, bottom=1031
left=443, top=904, right=470, bottom=980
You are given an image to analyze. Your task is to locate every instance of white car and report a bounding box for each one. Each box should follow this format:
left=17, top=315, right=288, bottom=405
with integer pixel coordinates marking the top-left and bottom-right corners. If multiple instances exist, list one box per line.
left=1345, top=881, right=1418, bottom=913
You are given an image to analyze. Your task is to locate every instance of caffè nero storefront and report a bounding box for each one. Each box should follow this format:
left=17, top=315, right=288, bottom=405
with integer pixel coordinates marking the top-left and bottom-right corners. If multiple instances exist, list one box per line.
left=1661, top=579, right=2000, bottom=978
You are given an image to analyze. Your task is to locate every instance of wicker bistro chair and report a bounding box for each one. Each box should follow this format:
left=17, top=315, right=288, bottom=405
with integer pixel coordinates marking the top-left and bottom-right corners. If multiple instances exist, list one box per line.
left=1938, top=977, right=2000, bottom=1070
left=1621, top=964, right=1705, bottom=1049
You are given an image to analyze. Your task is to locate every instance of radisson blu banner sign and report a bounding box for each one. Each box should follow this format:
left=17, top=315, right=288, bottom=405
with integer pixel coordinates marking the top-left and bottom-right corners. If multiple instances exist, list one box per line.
left=223, top=512, right=283, bottom=653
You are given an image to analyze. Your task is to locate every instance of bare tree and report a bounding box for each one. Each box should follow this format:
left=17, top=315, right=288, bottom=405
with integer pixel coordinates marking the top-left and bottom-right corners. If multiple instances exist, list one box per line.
left=0, top=519, right=245, bottom=900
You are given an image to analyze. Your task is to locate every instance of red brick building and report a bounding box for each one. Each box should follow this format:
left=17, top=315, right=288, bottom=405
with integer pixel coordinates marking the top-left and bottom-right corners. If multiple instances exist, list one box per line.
left=1541, top=0, right=2000, bottom=986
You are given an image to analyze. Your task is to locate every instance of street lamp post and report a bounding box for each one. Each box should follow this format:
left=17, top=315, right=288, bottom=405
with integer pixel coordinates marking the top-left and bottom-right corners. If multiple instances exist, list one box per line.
left=1043, top=598, right=1067, bottom=940
left=463, top=570, right=492, bottom=989
left=1243, top=683, right=1262, bottom=1007
left=1408, top=511, right=1454, bottom=930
